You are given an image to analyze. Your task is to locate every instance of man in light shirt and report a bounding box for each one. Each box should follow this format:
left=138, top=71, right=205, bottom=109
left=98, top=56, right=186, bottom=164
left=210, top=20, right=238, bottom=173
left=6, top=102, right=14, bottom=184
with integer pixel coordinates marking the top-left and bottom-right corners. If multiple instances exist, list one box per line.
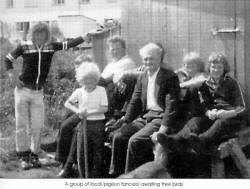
left=101, top=36, right=136, bottom=84
left=100, top=36, right=136, bottom=121
left=108, top=43, right=180, bottom=176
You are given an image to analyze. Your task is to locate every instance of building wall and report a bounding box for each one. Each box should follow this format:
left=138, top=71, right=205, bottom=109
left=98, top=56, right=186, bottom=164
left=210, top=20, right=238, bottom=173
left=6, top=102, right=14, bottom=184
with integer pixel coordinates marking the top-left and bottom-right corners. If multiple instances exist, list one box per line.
left=0, top=0, right=121, bottom=22
left=0, top=0, right=121, bottom=40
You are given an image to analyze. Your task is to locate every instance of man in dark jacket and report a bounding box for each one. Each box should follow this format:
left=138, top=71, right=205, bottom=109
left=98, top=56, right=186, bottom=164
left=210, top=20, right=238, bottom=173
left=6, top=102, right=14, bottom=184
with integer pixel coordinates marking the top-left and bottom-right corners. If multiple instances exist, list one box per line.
left=109, top=42, right=180, bottom=176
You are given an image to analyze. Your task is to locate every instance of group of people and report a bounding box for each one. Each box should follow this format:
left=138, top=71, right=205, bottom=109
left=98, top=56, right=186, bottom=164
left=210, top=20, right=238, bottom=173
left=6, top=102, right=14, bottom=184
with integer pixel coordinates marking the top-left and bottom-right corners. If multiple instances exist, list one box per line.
left=4, top=22, right=246, bottom=178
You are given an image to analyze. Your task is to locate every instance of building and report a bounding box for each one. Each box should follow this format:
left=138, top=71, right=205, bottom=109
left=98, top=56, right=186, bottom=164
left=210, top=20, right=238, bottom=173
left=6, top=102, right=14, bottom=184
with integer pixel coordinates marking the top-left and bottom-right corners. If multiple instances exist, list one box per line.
left=0, top=0, right=121, bottom=40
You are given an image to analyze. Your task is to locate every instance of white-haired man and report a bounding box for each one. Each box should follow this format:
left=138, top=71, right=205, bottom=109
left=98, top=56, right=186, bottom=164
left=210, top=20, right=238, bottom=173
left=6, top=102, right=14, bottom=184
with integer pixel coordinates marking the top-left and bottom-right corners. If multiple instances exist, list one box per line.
left=108, top=43, right=180, bottom=176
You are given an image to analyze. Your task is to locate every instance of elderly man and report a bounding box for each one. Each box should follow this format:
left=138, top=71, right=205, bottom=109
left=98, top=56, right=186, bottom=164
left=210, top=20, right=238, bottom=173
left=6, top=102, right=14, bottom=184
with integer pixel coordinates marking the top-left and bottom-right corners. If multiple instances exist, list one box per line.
left=109, top=43, right=180, bottom=176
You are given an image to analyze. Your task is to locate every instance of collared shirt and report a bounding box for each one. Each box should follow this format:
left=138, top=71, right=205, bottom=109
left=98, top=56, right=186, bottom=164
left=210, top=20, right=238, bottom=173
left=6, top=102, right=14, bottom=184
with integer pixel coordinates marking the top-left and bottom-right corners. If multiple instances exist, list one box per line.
left=101, top=55, right=136, bottom=83
left=199, top=74, right=246, bottom=116
left=146, top=68, right=163, bottom=111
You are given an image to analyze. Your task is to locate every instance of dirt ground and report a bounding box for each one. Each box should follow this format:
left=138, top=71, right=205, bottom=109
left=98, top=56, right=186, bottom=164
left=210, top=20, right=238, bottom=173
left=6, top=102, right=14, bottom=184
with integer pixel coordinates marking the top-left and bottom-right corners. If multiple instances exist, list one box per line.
left=0, top=138, right=249, bottom=178
left=0, top=133, right=61, bottom=179
left=0, top=151, right=60, bottom=178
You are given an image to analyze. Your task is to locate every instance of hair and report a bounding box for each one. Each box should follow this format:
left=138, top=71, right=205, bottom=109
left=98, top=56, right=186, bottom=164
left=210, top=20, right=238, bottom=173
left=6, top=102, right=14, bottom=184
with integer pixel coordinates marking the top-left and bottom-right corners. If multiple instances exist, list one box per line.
left=183, top=52, right=205, bottom=72
left=108, top=35, right=126, bottom=49
left=139, top=42, right=163, bottom=59
left=206, top=52, right=230, bottom=74
left=31, top=22, right=51, bottom=43
left=155, top=42, right=166, bottom=62
left=75, top=62, right=100, bottom=86
left=74, top=54, right=93, bottom=67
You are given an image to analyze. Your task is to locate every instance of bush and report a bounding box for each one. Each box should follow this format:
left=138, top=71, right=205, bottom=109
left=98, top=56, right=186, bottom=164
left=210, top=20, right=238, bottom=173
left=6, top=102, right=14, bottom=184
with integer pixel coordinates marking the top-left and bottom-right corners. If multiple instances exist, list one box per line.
left=44, top=49, right=91, bottom=130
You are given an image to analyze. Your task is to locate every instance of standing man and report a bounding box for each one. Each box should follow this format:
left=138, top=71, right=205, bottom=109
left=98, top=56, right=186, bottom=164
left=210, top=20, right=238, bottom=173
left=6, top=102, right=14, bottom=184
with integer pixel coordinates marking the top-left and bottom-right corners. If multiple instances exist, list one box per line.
left=109, top=43, right=180, bottom=176
left=4, top=22, right=92, bottom=170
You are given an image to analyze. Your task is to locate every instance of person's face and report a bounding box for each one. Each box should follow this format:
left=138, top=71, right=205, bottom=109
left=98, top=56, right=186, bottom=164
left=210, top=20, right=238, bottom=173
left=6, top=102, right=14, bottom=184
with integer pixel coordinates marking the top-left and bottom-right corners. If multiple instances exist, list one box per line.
left=33, top=31, right=47, bottom=46
left=82, top=76, right=97, bottom=92
left=210, top=63, right=224, bottom=81
left=184, top=62, right=198, bottom=78
left=109, top=42, right=125, bottom=60
left=142, top=49, right=161, bottom=74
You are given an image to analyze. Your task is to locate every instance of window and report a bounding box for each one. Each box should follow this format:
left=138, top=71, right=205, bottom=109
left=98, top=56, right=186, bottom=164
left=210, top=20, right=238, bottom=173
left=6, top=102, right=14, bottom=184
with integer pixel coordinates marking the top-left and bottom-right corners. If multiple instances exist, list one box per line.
left=54, top=0, right=65, bottom=5
left=25, top=0, right=38, bottom=8
left=17, top=22, right=30, bottom=32
left=79, top=0, right=90, bottom=4
left=106, top=0, right=117, bottom=3
left=6, top=0, right=14, bottom=8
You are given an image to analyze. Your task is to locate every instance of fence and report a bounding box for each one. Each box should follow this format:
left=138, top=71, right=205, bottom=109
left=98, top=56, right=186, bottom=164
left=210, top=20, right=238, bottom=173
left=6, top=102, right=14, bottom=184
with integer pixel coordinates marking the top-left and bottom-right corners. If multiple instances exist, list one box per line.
left=91, top=25, right=121, bottom=71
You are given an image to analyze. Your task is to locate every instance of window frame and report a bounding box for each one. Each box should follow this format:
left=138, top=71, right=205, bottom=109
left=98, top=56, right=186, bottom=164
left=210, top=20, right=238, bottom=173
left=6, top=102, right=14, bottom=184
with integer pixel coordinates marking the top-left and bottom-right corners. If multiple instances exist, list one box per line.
left=16, top=22, right=30, bottom=32
left=24, top=0, right=38, bottom=8
left=6, top=0, right=14, bottom=8
left=79, top=0, right=90, bottom=4
left=53, top=0, right=65, bottom=6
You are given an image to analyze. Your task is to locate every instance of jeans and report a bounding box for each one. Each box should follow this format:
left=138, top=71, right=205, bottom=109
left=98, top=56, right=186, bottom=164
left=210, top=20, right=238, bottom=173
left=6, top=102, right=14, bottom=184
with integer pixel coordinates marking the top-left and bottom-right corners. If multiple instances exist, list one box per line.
left=77, top=120, right=105, bottom=178
left=55, top=114, right=81, bottom=165
left=14, top=87, right=44, bottom=154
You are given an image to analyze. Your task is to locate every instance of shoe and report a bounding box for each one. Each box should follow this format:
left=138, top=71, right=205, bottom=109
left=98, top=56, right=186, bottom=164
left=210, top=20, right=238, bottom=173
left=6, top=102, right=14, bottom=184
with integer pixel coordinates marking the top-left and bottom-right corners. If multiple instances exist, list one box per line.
left=20, top=156, right=31, bottom=170
left=56, top=168, right=73, bottom=178
left=29, top=152, right=42, bottom=168
left=188, top=133, right=206, bottom=154
left=17, top=151, right=31, bottom=170
left=157, top=133, right=187, bottom=152
left=156, top=133, right=177, bottom=151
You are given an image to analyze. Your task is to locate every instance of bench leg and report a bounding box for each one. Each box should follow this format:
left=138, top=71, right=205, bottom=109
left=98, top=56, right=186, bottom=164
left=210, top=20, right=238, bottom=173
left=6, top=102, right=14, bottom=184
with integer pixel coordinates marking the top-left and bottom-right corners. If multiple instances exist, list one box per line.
left=211, top=156, right=225, bottom=178
left=229, top=141, right=250, bottom=178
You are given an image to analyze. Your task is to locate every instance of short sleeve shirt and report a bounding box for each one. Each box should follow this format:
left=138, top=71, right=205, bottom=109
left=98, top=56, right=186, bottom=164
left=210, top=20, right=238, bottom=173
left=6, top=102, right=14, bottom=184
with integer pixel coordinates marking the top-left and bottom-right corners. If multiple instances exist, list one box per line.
left=68, top=86, right=108, bottom=120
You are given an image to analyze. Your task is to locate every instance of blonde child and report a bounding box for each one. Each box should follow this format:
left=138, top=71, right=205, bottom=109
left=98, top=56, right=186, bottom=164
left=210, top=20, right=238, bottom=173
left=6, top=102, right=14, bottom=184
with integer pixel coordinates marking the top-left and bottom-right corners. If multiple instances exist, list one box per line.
left=57, top=62, right=108, bottom=178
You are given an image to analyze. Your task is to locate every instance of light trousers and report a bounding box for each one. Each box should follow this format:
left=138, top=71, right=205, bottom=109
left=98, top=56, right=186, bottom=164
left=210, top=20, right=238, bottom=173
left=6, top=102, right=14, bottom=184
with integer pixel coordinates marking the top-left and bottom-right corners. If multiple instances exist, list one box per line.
left=14, top=87, right=44, bottom=154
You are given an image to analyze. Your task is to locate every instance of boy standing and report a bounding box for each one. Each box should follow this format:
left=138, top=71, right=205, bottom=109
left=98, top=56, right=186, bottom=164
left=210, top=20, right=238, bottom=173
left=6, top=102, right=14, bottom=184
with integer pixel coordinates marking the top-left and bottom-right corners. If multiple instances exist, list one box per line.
left=4, top=22, right=92, bottom=170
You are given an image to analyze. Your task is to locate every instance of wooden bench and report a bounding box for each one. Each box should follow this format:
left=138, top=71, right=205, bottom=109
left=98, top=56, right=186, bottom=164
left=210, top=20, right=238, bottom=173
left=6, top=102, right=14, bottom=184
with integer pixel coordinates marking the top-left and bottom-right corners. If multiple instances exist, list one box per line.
left=211, top=127, right=250, bottom=178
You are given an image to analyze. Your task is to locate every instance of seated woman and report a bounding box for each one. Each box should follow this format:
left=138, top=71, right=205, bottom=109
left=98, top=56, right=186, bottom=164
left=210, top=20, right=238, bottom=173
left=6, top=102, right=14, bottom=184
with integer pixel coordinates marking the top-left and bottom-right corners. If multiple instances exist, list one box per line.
left=157, top=53, right=246, bottom=154
left=176, top=52, right=207, bottom=89
left=56, top=61, right=108, bottom=178
left=174, top=52, right=208, bottom=129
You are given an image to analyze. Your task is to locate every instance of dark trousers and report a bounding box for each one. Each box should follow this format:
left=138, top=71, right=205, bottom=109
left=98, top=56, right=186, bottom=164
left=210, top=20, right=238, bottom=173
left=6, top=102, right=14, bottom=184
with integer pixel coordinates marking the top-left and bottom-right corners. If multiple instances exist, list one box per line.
left=77, top=120, right=105, bottom=178
left=109, top=116, right=161, bottom=175
left=125, top=118, right=161, bottom=173
left=177, top=116, right=242, bottom=145
left=55, top=114, right=81, bottom=165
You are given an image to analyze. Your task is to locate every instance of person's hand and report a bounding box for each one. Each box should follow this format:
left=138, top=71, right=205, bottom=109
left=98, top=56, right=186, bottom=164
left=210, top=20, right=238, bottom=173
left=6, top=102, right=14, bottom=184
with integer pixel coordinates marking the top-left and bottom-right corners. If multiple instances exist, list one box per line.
left=77, top=108, right=87, bottom=119
left=82, top=33, right=92, bottom=43
left=206, top=109, right=218, bottom=120
left=216, top=109, right=237, bottom=119
left=105, top=117, right=126, bottom=133
left=117, top=81, right=127, bottom=94
left=83, top=28, right=105, bottom=42
left=150, top=131, right=160, bottom=143
left=7, top=70, right=24, bottom=88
